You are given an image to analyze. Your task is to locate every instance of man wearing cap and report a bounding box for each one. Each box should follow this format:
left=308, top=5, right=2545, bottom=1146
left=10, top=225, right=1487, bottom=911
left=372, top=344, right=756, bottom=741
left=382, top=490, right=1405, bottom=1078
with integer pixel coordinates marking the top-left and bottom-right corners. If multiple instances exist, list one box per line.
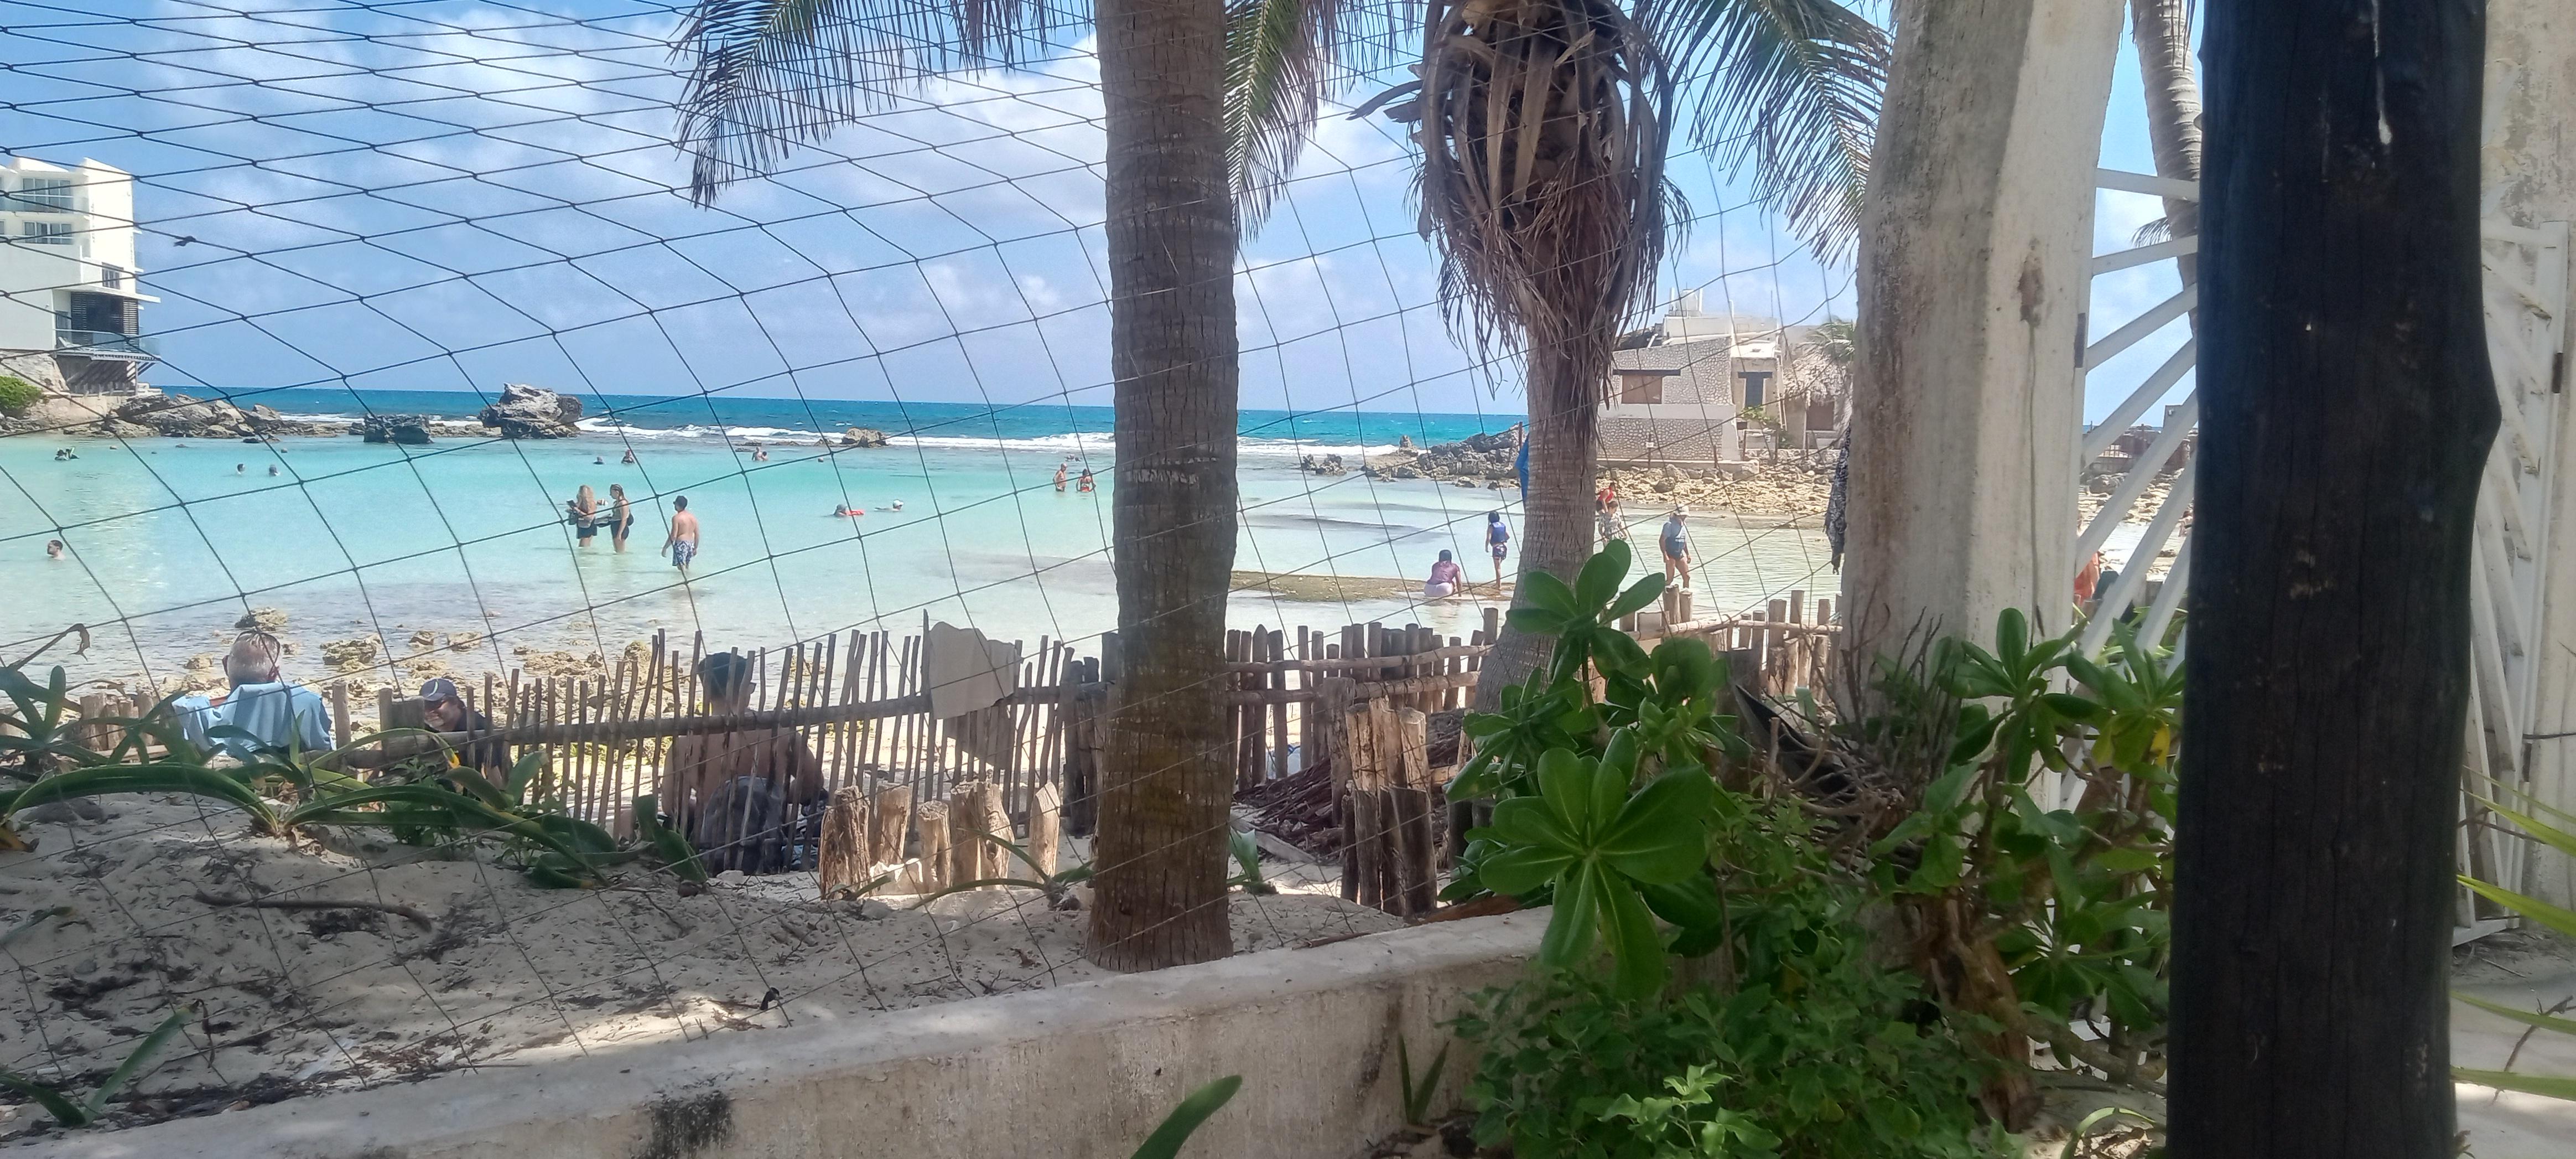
left=419, top=677, right=511, bottom=783
left=175, top=631, right=333, bottom=759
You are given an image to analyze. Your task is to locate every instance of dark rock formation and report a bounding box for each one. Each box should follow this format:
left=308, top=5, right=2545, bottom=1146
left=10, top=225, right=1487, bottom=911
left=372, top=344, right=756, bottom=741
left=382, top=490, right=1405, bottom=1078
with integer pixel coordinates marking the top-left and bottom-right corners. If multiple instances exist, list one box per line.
left=1360, top=428, right=1523, bottom=484
left=478, top=383, right=583, bottom=439
left=362, top=415, right=434, bottom=444
left=838, top=427, right=890, bottom=447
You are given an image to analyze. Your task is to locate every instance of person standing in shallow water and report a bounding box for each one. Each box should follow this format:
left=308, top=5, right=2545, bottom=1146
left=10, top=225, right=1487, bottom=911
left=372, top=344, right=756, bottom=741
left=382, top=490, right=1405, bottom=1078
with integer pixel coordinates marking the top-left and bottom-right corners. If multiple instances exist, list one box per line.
left=569, top=485, right=599, bottom=549
left=664, top=495, right=700, bottom=574
left=1055, top=463, right=1068, bottom=492
left=609, top=484, right=634, bottom=553
left=1485, top=511, right=1512, bottom=589
left=1077, top=467, right=1095, bottom=493
left=45, top=540, right=64, bottom=560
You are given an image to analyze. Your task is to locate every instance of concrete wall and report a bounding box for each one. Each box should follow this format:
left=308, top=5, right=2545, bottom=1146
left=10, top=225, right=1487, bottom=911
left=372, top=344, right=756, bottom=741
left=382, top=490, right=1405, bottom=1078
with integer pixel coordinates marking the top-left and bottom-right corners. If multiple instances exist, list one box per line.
left=2485, top=0, right=2576, bottom=908
left=43, top=913, right=1547, bottom=1159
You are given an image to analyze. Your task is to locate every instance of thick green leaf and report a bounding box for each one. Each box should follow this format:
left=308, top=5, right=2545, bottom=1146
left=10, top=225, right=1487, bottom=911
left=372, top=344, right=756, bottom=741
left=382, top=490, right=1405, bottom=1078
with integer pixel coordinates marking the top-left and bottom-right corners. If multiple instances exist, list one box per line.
left=1480, top=844, right=1577, bottom=896
left=1639, top=875, right=1725, bottom=930
left=1576, top=541, right=1633, bottom=609
left=1129, top=1074, right=1244, bottom=1159
left=1994, top=608, right=2028, bottom=663
left=2452, top=1067, right=2576, bottom=1101
left=1600, top=872, right=1669, bottom=1000
left=2038, top=693, right=2103, bottom=722
left=2469, top=795, right=2576, bottom=866
left=1609, top=572, right=1668, bottom=620
left=1592, top=627, right=1650, bottom=676
left=1539, top=861, right=1602, bottom=969
left=1491, top=798, right=1577, bottom=854
left=1535, top=750, right=1596, bottom=834
left=1597, top=771, right=1717, bottom=884
left=1521, top=571, right=1581, bottom=618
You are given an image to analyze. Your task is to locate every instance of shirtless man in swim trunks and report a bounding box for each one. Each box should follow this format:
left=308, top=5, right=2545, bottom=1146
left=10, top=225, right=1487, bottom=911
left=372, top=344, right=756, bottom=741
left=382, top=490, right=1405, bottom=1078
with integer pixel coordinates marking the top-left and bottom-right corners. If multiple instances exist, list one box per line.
left=663, top=495, right=700, bottom=574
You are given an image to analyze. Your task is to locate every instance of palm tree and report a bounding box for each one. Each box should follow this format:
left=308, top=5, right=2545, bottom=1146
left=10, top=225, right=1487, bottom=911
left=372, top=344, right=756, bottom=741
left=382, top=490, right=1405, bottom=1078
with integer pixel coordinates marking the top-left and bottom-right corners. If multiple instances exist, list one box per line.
left=1365, top=0, right=1888, bottom=706
left=2130, top=0, right=2201, bottom=302
left=672, top=0, right=1373, bottom=971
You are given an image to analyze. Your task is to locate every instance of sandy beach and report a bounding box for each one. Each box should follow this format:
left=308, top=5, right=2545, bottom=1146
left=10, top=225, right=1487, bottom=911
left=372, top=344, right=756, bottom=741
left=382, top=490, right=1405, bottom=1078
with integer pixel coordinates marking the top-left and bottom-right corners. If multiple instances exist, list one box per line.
left=0, top=796, right=1396, bottom=1134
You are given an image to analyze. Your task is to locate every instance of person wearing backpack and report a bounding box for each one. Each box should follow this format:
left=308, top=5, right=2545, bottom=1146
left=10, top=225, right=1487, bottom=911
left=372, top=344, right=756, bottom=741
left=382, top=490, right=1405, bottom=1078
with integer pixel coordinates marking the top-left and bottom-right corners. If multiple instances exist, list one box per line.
left=1485, top=510, right=1513, bottom=590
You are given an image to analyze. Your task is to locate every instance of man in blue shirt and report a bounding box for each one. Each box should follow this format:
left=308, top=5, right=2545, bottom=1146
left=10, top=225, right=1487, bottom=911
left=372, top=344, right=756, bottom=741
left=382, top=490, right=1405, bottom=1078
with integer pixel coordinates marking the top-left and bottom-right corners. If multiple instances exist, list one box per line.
left=176, top=630, right=333, bottom=759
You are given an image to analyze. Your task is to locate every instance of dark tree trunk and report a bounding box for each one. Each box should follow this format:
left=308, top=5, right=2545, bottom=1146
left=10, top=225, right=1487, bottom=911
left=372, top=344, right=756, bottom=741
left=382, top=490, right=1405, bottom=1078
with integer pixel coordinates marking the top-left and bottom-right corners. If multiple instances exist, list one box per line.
left=2174, top=0, right=2492, bottom=1153
left=1086, top=0, right=1240, bottom=972
left=1472, top=341, right=1601, bottom=710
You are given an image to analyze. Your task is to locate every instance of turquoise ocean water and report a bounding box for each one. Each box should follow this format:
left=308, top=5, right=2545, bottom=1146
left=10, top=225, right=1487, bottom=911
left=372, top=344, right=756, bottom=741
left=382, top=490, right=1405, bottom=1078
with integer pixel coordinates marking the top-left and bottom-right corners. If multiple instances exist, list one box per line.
left=2, top=390, right=1835, bottom=687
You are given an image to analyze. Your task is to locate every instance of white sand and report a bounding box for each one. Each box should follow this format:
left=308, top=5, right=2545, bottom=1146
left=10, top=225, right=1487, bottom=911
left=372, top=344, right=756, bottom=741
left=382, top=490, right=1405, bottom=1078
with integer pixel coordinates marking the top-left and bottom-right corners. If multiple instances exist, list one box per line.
left=0, top=797, right=1398, bottom=1132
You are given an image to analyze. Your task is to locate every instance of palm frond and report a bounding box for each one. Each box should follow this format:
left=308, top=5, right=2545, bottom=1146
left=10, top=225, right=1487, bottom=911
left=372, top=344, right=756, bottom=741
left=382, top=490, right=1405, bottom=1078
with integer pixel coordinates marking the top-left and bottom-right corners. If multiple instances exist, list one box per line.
left=1227, top=0, right=1327, bottom=227
left=1651, top=0, right=1888, bottom=262
left=673, top=0, right=1076, bottom=204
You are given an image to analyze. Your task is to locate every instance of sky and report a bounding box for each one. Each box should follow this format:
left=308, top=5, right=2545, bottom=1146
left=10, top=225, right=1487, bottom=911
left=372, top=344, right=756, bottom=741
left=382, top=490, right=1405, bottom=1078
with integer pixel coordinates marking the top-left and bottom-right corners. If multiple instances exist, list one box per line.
left=0, top=0, right=2186, bottom=426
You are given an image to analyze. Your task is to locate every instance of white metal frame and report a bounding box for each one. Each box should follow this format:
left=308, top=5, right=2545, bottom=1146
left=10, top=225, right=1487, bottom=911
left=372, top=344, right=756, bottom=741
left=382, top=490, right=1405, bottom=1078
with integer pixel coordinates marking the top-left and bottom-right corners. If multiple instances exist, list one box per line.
left=2070, top=167, right=2570, bottom=935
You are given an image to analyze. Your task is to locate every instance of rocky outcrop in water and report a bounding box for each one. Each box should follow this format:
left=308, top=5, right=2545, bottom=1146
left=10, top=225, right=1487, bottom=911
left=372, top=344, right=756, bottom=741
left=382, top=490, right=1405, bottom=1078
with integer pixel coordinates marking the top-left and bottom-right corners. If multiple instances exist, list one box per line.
left=839, top=427, right=890, bottom=447
left=1360, top=429, right=1522, bottom=485
left=362, top=415, right=434, bottom=444
left=478, top=383, right=583, bottom=438
left=1300, top=454, right=1347, bottom=475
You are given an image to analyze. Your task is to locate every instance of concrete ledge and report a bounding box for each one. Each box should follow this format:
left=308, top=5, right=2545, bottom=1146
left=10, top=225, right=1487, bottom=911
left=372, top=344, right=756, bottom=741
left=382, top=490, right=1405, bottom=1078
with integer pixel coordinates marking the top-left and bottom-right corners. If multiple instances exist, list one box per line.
left=35, top=912, right=1545, bottom=1159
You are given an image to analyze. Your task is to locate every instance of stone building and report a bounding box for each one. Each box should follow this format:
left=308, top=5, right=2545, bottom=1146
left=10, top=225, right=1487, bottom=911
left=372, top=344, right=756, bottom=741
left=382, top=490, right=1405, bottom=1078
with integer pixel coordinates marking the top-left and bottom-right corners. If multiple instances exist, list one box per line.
left=1597, top=292, right=1840, bottom=467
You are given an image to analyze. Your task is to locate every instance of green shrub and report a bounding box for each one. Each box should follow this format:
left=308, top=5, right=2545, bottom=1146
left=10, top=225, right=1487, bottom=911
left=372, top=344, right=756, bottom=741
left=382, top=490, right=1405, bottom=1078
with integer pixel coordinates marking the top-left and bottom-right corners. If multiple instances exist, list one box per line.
left=0, top=374, right=40, bottom=417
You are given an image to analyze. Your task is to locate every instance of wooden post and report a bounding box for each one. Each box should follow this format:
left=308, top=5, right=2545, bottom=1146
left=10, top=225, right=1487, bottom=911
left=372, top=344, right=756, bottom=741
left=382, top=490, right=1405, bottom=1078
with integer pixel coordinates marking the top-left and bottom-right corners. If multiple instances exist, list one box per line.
left=913, top=801, right=950, bottom=895
left=1027, top=782, right=1062, bottom=877
left=818, top=786, right=870, bottom=899
left=948, top=783, right=992, bottom=888
left=330, top=681, right=351, bottom=749
left=1267, top=628, right=1291, bottom=784
left=1346, top=697, right=1385, bottom=911
left=867, top=782, right=913, bottom=867
left=1317, top=676, right=1358, bottom=902
left=1390, top=707, right=1436, bottom=916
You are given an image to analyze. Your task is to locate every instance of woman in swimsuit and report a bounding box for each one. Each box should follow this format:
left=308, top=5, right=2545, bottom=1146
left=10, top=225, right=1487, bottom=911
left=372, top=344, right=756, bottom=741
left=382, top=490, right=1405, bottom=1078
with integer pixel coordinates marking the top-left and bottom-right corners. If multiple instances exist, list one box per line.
left=570, top=485, right=599, bottom=549
left=1077, top=468, right=1095, bottom=493
left=609, top=484, right=634, bottom=552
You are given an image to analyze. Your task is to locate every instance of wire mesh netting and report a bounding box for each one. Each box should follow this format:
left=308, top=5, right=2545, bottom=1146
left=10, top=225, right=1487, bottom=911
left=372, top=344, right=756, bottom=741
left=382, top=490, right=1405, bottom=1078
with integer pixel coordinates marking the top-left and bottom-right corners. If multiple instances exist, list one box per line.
left=0, top=0, right=1857, bottom=1131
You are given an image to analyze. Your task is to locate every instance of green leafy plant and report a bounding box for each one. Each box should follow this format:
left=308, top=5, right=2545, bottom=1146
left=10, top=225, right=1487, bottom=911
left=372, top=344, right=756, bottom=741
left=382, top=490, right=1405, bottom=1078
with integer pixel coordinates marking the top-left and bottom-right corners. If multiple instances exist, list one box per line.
left=0, top=664, right=700, bottom=890
left=0, top=1008, right=189, bottom=1127
left=1449, top=544, right=2007, bottom=1157
left=1481, top=745, right=1715, bottom=999
left=2453, top=779, right=2576, bottom=1101
left=0, top=374, right=39, bottom=418
left=1860, top=611, right=2178, bottom=1091
left=908, top=831, right=1097, bottom=907
left=1129, top=1074, right=1242, bottom=1159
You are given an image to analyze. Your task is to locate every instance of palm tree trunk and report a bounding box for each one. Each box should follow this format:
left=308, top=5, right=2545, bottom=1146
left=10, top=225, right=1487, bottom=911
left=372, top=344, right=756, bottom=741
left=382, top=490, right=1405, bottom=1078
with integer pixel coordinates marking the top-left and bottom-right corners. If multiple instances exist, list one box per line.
left=1086, top=0, right=1240, bottom=972
left=2170, top=0, right=2490, bottom=1150
left=1472, top=340, right=1602, bottom=710
left=2130, top=0, right=2203, bottom=292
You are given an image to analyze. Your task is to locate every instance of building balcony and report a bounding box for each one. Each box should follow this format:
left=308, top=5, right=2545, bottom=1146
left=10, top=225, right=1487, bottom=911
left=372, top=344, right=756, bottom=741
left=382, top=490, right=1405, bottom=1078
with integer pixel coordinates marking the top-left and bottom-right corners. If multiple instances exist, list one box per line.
left=56, top=328, right=158, bottom=361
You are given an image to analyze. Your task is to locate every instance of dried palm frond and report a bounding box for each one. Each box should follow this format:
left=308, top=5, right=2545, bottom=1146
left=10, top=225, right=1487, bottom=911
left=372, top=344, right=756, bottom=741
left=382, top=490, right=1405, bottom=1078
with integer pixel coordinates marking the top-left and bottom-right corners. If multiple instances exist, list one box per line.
left=1412, top=0, right=1675, bottom=379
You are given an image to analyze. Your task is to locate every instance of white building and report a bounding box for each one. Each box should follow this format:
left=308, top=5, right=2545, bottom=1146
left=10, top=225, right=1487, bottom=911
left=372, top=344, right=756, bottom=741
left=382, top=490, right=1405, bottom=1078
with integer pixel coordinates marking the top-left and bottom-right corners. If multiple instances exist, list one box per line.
left=0, top=157, right=157, bottom=396
left=1597, top=292, right=1829, bottom=466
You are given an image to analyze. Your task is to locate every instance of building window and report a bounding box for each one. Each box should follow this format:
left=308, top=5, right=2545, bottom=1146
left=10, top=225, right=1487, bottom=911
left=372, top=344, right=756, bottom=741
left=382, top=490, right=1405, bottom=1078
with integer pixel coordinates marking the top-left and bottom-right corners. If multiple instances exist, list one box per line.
left=1739, top=370, right=1772, bottom=408
left=1618, top=373, right=1664, bottom=405
left=19, top=221, right=75, bottom=246
left=101, top=263, right=126, bottom=288
left=10, top=177, right=74, bottom=211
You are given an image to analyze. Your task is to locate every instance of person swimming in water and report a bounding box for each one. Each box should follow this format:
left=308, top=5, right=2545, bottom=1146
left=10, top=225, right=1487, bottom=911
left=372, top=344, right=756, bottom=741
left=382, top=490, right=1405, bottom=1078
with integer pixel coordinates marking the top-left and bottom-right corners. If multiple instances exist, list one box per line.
left=621, top=448, right=638, bottom=464
left=1055, top=464, right=1068, bottom=492
left=1077, top=468, right=1095, bottom=493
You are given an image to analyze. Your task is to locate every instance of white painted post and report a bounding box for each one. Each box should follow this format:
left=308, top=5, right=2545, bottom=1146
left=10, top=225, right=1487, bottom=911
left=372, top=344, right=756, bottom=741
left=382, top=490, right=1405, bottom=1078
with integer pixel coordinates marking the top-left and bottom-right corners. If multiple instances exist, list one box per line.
left=1841, top=0, right=2123, bottom=669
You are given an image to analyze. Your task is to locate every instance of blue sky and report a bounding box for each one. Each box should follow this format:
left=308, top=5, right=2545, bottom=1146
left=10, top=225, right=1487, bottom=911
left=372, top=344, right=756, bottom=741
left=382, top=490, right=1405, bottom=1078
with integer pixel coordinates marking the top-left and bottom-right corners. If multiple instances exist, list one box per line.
left=1, top=0, right=2185, bottom=425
